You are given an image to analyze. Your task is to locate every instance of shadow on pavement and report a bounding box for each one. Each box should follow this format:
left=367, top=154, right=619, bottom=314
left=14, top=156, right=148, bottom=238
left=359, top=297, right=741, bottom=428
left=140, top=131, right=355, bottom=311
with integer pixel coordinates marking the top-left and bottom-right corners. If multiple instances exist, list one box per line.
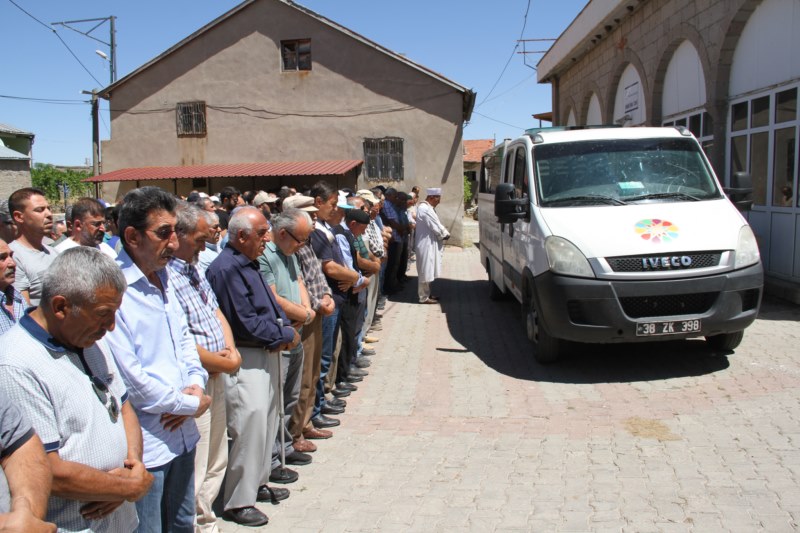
left=431, top=277, right=732, bottom=385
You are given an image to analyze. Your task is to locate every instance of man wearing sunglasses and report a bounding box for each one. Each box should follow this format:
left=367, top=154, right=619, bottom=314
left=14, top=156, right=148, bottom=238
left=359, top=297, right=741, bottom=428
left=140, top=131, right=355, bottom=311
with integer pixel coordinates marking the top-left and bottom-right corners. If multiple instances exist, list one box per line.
left=105, top=187, right=210, bottom=533
left=0, top=247, right=153, bottom=531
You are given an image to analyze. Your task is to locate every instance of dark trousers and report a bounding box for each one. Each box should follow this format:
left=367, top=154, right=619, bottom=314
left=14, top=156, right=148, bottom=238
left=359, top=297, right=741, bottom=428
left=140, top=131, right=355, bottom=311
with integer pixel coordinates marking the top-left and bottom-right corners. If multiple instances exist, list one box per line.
left=335, top=298, right=361, bottom=383
left=384, top=240, right=403, bottom=293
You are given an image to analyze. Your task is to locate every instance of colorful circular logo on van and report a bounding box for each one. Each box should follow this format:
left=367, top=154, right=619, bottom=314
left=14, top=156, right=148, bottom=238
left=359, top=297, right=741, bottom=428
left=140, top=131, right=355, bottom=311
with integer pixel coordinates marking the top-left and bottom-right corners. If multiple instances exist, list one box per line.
left=634, top=219, right=679, bottom=243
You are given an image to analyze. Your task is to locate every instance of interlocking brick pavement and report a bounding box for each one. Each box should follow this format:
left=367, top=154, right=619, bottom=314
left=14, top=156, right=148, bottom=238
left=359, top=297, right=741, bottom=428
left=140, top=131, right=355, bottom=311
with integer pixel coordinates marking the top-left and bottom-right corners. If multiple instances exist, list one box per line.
left=219, top=246, right=800, bottom=532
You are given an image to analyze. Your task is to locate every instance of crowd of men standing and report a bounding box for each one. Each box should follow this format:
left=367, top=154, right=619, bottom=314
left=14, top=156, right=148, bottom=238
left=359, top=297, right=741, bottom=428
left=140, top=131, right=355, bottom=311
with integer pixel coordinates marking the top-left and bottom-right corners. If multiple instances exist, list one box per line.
left=0, top=179, right=450, bottom=532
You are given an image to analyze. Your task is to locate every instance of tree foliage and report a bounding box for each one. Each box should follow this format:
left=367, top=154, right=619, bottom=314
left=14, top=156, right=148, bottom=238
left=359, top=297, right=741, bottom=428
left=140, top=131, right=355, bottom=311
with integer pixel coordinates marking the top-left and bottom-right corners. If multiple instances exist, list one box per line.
left=31, top=163, right=92, bottom=206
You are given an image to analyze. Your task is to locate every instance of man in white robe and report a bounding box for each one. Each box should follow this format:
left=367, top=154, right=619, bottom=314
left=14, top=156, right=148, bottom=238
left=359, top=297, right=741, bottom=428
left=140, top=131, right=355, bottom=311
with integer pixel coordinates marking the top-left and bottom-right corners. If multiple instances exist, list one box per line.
left=414, top=188, right=450, bottom=304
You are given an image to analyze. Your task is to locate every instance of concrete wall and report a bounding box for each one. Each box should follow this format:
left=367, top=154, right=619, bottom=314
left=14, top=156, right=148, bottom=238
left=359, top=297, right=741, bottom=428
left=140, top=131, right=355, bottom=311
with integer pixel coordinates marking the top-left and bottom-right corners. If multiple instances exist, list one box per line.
left=102, top=0, right=467, bottom=244
left=0, top=161, right=32, bottom=200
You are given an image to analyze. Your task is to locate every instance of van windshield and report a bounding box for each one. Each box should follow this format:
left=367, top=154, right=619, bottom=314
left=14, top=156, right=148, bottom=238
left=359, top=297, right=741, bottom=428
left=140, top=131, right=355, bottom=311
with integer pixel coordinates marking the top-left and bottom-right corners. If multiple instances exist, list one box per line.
left=533, top=138, right=723, bottom=207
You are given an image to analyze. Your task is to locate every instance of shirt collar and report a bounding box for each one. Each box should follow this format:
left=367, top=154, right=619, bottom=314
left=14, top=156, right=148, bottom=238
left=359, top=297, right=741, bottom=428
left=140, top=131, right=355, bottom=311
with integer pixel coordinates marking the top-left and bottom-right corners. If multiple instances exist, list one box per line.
left=19, top=311, right=70, bottom=353
left=117, top=247, right=170, bottom=287
left=224, top=244, right=258, bottom=268
left=0, top=286, right=23, bottom=306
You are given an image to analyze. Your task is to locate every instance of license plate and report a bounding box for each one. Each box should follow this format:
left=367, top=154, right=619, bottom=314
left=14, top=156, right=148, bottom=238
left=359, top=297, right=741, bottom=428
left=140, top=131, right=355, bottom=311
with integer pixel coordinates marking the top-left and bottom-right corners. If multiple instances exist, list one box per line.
left=636, top=319, right=702, bottom=336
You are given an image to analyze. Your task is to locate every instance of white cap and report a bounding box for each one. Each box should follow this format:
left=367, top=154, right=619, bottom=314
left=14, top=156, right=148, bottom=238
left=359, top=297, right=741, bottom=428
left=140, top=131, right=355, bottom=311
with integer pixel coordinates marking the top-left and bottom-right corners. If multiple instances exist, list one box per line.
left=426, top=187, right=442, bottom=196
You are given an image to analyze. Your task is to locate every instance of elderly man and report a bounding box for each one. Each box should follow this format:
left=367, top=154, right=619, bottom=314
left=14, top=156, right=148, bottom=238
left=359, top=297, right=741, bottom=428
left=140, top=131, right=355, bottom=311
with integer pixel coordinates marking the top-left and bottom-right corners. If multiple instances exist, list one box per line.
left=168, top=203, right=243, bottom=532
left=0, top=239, right=26, bottom=335
left=259, top=208, right=317, bottom=475
left=104, top=187, right=210, bottom=533
left=0, top=201, right=17, bottom=244
left=0, top=247, right=154, bottom=531
left=206, top=207, right=299, bottom=527
left=0, top=389, right=54, bottom=533
left=7, top=188, right=58, bottom=306
left=253, top=191, right=278, bottom=221
left=54, top=197, right=117, bottom=258
left=196, top=211, right=222, bottom=276
left=414, top=188, right=450, bottom=304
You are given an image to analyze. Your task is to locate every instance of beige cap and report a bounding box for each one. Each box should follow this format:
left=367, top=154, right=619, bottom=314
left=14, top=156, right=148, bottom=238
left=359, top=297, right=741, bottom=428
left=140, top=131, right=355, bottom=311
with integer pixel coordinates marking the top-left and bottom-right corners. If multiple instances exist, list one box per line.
left=282, top=194, right=318, bottom=212
left=357, top=189, right=379, bottom=204
left=253, top=191, right=278, bottom=206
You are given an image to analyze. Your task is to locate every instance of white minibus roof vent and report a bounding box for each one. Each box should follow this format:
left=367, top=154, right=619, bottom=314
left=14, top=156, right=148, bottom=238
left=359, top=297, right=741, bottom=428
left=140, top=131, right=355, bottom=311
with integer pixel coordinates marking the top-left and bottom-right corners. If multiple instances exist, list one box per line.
left=674, top=125, right=693, bottom=137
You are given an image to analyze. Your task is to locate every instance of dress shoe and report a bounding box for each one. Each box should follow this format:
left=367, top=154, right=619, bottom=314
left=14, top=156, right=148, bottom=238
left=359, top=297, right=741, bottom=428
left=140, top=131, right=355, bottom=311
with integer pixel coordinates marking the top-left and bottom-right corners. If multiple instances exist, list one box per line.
left=364, top=335, right=380, bottom=343
left=269, top=466, right=298, bottom=484
left=331, top=388, right=351, bottom=398
left=222, top=506, right=269, bottom=526
left=292, top=437, right=317, bottom=453
left=345, top=374, right=363, bottom=383
left=311, top=414, right=340, bottom=428
left=354, top=358, right=371, bottom=368
left=257, top=484, right=290, bottom=504
left=349, top=367, right=369, bottom=377
left=328, top=397, right=347, bottom=408
left=336, top=381, right=358, bottom=391
left=321, top=403, right=345, bottom=415
left=303, top=427, right=333, bottom=439
left=360, top=347, right=377, bottom=356
left=370, top=322, right=383, bottom=331
left=285, top=450, right=313, bottom=466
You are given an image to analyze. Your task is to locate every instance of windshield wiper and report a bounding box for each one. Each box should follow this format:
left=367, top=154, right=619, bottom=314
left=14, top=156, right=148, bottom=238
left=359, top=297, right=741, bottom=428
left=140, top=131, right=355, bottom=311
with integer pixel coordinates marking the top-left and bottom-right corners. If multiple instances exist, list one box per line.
left=543, top=194, right=627, bottom=206
left=625, top=192, right=702, bottom=202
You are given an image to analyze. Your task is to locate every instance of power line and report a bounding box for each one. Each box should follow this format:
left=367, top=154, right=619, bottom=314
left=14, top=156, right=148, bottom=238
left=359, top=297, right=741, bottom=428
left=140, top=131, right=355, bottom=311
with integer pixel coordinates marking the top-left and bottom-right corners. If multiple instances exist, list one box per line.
left=0, top=94, right=87, bottom=105
left=6, top=0, right=103, bottom=87
left=477, top=0, right=532, bottom=109
left=471, top=110, right=526, bottom=130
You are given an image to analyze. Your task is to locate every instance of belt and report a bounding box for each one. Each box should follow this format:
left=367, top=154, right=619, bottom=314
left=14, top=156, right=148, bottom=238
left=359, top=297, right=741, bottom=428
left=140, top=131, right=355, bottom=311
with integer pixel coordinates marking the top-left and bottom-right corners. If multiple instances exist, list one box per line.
left=234, top=339, right=266, bottom=349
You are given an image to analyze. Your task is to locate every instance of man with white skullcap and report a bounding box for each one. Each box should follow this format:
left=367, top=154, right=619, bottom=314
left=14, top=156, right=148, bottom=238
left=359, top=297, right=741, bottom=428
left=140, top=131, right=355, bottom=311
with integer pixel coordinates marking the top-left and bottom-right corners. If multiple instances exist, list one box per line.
left=414, top=188, right=450, bottom=304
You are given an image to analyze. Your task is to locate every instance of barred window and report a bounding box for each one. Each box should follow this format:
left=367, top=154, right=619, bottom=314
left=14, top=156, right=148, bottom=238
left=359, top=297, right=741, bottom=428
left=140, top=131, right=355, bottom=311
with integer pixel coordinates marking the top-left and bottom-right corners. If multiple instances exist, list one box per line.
left=363, top=137, right=404, bottom=181
left=281, top=39, right=312, bottom=71
left=176, top=101, right=207, bottom=137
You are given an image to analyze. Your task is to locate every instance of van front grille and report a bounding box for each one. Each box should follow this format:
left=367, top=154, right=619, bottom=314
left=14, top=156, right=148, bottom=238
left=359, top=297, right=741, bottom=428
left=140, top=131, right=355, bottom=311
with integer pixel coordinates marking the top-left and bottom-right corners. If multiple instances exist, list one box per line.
left=620, top=292, right=718, bottom=318
left=607, top=252, right=722, bottom=272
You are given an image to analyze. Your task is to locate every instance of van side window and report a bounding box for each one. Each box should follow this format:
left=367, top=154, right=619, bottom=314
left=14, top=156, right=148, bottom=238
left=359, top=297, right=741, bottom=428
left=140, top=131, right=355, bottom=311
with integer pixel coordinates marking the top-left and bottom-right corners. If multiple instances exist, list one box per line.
left=480, top=153, right=502, bottom=193
left=513, top=147, right=529, bottom=199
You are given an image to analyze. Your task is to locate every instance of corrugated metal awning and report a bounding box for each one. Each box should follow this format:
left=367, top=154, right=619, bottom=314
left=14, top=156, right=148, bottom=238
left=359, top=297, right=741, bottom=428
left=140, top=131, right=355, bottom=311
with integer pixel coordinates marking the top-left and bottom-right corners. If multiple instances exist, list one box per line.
left=84, top=159, right=363, bottom=183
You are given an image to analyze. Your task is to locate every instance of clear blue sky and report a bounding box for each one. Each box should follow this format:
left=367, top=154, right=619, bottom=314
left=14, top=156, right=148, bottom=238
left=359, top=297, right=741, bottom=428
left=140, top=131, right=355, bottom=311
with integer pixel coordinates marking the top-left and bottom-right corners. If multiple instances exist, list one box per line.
left=1, top=0, right=586, bottom=167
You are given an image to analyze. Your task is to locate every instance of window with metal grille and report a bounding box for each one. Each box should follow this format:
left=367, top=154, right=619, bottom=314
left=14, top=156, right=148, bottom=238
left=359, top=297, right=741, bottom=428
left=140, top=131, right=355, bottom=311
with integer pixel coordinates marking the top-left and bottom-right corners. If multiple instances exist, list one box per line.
left=281, top=39, right=312, bottom=71
left=363, top=137, right=404, bottom=181
left=176, top=101, right=207, bottom=137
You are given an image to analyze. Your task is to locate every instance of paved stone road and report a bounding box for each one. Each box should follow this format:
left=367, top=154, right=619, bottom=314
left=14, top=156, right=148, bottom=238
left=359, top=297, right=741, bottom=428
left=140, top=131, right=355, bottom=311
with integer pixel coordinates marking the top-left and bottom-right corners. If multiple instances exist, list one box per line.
left=220, top=245, right=800, bottom=532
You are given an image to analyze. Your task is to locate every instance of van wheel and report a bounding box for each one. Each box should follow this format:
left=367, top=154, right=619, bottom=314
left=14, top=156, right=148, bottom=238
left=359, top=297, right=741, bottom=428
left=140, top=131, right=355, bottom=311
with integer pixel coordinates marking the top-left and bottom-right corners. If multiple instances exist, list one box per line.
left=487, top=262, right=503, bottom=301
left=705, top=331, right=744, bottom=351
left=523, top=283, right=561, bottom=364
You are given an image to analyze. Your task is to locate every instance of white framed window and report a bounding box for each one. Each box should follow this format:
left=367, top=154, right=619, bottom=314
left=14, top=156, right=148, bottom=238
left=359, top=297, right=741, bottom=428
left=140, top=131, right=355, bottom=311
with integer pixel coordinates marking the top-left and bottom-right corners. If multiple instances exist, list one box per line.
left=663, top=110, right=714, bottom=159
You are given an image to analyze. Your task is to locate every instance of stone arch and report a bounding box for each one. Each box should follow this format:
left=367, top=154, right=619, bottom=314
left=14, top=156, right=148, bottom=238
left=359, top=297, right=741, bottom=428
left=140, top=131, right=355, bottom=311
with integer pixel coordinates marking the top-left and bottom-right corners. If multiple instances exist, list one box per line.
left=579, top=80, right=605, bottom=125
left=605, top=48, right=649, bottom=125
left=650, top=24, right=713, bottom=125
left=561, top=95, right=579, bottom=126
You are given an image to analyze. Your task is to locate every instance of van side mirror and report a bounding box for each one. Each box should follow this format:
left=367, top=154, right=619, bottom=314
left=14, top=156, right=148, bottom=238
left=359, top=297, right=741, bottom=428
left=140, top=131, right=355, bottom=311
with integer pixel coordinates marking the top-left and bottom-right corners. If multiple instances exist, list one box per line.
left=724, top=171, right=754, bottom=212
left=494, top=182, right=528, bottom=223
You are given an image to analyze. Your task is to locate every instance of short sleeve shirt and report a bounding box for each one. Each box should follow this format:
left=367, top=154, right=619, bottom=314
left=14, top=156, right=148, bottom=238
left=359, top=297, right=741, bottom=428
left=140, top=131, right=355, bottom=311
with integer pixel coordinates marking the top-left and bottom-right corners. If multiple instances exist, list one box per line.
left=259, top=242, right=303, bottom=354
left=310, top=222, right=348, bottom=307
left=0, top=388, right=35, bottom=514
left=7, top=241, right=59, bottom=305
left=0, top=316, right=137, bottom=532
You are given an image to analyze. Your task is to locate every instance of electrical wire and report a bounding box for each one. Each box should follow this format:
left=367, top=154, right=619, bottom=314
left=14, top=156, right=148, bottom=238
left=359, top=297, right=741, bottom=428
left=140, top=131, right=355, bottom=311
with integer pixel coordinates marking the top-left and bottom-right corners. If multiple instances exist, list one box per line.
left=476, top=0, right=531, bottom=109
left=0, top=94, right=87, bottom=105
left=6, top=0, right=103, bottom=87
left=471, top=110, right=526, bottom=130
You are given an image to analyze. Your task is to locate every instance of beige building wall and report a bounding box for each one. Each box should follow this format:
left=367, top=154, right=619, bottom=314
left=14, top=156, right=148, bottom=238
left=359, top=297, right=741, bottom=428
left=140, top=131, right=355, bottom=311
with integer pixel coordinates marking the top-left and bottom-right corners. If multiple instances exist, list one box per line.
left=101, top=0, right=467, bottom=243
left=0, top=162, right=32, bottom=200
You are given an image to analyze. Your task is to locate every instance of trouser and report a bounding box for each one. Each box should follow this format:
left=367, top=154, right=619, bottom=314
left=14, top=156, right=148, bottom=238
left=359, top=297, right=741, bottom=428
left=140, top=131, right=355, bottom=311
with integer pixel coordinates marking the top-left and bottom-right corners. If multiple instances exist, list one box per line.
left=223, top=347, right=280, bottom=510
left=335, top=298, right=361, bottom=383
left=136, top=448, right=196, bottom=533
left=418, top=280, right=432, bottom=303
left=384, top=240, right=403, bottom=293
left=290, top=313, right=322, bottom=437
left=194, top=375, right=227, bottom=533
left=271, top=348, right=303, bottom=469
left=398, top=238, right=409, bottom=280
left=325, top=323, right=343, bottom=394
left=362, top=274, right=380, bottom=338
left=314, top=309, right=340, bottom=418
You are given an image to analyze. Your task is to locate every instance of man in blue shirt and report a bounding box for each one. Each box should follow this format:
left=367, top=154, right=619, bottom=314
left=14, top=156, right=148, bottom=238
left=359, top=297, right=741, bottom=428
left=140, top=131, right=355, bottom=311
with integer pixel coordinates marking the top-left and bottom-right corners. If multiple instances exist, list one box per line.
left=104, top=187, right=210, bottom=533
left=206, top=207, right=299, bottom=527
left=0, top=239, right=26, bottom=336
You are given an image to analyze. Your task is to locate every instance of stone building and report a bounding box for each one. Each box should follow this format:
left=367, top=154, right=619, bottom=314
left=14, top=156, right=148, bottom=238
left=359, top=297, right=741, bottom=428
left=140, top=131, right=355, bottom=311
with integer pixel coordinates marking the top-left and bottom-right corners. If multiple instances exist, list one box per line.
left=537, top=0, right=800, bottom=301
left=0, top=123, right=34, bottom=199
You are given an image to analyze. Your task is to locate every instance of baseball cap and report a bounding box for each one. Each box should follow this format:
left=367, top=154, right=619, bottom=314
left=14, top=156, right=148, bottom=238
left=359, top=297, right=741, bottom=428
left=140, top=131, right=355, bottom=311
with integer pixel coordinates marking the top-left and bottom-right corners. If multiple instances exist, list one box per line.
left=282, top=194, right=318, bottom=212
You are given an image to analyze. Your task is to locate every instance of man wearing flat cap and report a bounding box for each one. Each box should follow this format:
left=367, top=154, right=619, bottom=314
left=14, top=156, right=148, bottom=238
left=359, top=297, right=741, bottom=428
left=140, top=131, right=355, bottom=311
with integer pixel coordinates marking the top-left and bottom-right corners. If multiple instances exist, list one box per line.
left=414, top=188, right=450, bottom=304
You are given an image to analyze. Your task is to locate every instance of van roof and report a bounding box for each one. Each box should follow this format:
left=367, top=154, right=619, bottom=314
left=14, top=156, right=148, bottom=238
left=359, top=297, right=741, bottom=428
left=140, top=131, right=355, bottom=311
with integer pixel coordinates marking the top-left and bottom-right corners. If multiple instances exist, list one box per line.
left=527, top=126, right=692, bottom=144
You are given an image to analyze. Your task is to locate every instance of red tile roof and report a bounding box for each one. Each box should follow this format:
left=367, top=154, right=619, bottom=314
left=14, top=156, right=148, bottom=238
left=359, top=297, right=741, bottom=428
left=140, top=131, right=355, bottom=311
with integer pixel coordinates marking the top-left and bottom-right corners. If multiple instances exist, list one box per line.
left=463, top=139, right=495, bottom=163
left=85, top=160, right=363, bottom=183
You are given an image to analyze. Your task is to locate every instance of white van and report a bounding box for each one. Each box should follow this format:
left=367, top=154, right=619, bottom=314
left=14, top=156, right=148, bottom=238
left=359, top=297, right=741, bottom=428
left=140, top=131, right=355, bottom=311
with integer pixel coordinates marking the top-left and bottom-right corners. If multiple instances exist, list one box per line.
left=478, top=126, right=763, bottom=363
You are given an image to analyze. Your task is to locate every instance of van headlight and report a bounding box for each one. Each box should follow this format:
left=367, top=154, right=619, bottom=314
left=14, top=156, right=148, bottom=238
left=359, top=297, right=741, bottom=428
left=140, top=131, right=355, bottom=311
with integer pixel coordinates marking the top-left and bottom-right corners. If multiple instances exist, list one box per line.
left=734, top=225, right=760, bottom=268
left=545, top=236, right=595, bottom=277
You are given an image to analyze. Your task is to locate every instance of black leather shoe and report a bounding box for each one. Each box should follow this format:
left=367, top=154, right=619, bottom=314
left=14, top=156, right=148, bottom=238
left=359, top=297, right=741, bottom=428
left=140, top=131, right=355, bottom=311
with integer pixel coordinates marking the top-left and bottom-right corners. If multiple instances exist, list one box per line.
left=336, top=381, right=358, bottom=392
left=269, top=466, right=299, bottom=484
left=331, top=388, right=351, bottom=398
left=349, top=367, right=369, bottom=377
left=321, top=403, right=345, bottom=415
left=311, top=414, right=340, bottom=428
left=328, top=397, right=347, bottom=408
left=360, top=347, right=377, bottom=356
left=345, top=375, right=363, bottom=383
left=285, top=450, right=312, bottom=466
left=354, top=358, right=371, bottom=368
left=222, top=506, right=269, bottom=526
left=257, top=484, right=290, bottom=504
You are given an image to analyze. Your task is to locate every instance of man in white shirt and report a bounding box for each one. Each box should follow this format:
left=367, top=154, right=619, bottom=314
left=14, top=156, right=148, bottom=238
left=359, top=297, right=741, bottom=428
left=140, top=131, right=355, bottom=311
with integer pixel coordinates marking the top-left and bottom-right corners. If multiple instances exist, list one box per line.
left=54, top=197, right=117, bottom=258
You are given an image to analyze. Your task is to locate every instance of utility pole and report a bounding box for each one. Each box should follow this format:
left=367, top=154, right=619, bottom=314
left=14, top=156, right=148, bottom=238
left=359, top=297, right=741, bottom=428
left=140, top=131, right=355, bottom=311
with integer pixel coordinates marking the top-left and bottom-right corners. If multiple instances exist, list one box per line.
left=82, top=90, right=100, bottom=197
left=52, top=16, right=117, bottom=85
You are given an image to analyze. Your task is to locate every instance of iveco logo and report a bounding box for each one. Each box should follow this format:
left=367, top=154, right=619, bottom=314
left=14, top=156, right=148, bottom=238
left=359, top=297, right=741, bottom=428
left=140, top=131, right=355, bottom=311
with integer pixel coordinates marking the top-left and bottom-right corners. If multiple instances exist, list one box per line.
left=641, top=256, right=692, bottom=270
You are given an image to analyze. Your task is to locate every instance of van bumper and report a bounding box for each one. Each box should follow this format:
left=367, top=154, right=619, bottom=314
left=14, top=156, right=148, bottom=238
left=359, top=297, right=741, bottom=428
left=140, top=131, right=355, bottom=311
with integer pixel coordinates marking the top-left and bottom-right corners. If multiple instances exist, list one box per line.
left=534, top=263, right=763, bottom=343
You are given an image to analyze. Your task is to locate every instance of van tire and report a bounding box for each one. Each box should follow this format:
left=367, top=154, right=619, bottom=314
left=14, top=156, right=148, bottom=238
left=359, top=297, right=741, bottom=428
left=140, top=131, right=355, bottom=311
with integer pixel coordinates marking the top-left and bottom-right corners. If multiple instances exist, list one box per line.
left=523, top=281, right=561, bottom=364
left=705, top=331, right=744, bottom=351
left=487, top=261, right=504, bottom=301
